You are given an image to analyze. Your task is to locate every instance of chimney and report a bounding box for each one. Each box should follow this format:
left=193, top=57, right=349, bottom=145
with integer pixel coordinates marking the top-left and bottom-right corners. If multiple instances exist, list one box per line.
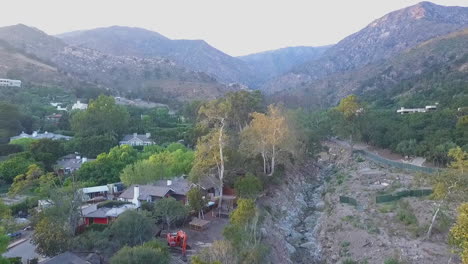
left=76, top=155, right=81, bottom=160
left=132, top=186, right=140, bottom=207
left=82, top=157, right=87, bottom=163
left=32, top=131, right=38, bottom=137
left=167, top=180, right=172, bottom=186
left=146, top=133, right=151, bottom=138
left=133, top=132, right=137, bottom=137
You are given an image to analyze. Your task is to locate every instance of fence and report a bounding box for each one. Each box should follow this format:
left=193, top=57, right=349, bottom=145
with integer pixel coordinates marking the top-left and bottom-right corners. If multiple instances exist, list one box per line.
left=339, top=196, right=358, bottom=207
left=376, top=189, right=433, bottom=203
left=353, top=149, right=439, bottom=174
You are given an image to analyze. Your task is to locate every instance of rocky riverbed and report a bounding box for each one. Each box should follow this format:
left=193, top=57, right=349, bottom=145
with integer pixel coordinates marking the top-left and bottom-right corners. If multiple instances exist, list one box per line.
left=259, top=160, right=332, bottom=264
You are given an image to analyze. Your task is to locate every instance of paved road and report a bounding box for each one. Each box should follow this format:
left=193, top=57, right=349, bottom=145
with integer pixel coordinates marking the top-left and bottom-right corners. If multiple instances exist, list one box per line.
left=2, top=231, right=43, bottom=264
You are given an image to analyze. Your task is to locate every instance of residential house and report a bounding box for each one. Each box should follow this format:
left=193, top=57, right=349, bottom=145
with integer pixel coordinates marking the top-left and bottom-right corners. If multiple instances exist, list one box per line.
left=118, top=175, right=221, bottom=208
left=41, top=251, right=90, bottom=264
left=119, top=133, right=154, bottom=146
left=50, top=102, right=67, bottom=111
left=45, top=113, right=63, bottom=124
left=118, top=185, right=175, bottom=207
left=0, top=78, right=21, bottom=87
left=79, top=183, right=124, bottom=202
left=72, top=100, right=88, bottom=110
left=9, top=131, right=72, bottom=142
left=55, top=154, right=94, bottom=175
left=82, top=203, right=137, bottom=226
left=397, top=104, right=438, bottom=114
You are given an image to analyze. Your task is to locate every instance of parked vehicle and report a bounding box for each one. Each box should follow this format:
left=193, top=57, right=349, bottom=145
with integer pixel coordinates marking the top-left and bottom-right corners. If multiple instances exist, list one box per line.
left=7, top=232, right=22, bottom=239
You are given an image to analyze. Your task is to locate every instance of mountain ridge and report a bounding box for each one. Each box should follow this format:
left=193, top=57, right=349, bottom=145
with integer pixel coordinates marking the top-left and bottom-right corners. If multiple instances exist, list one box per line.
left=0, top=24, right=232, bottom=102
left=263, top=1, right=468, bottom=93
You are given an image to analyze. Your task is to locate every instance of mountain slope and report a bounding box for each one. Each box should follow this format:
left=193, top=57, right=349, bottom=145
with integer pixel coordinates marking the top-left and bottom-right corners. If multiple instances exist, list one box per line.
left=57, top=26, right=258, bottom=87
left=238, top=45, right=331, bottom=85
left=0, top=24, right=231, bottom=102
left=272, top=28, right=468, bottom=109
left=265, top=1, right=468, bottom=93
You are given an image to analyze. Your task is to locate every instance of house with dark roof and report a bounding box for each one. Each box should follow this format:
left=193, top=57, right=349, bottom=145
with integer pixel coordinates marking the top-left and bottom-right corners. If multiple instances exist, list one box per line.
left=118, top=175, right=222, bottom=207
left=119, top=132, right=155, bottom=146
left=41, top=251, right=89, bottom=264
left=55, top=154, right=94, bottom=175
left=118, top=185, right=175, bottom=207
left=82, top=203, right=136, bottom=226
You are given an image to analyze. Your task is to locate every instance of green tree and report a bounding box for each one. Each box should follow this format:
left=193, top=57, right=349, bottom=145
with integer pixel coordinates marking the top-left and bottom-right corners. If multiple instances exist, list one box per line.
left=0, top=102, right=22, bottom=144
left=241, top=105, right=294, bottom=176
left=32, top=215, right=71, bottom=257
left=449, top=203, right=468, bottom=264
left=9, top=138, right=38, bottom=151
left=110, top=240, right=170, bottom=264
left=71, top=95, right=129, bottom=137
left=419, top=147, right=468, bottom=239
left=108, top=210, right=154, bottom=247
left=334, top=95, right=364, bottom=151
left=0, top=227, right=10, bottom=264
left=31, top=181, right=83, bottom=256
left=30, top=139, right=65, bottom=170
left=152, top=197, right=188, bottom=229
left=222, top=199, right=266, bottom=263
left=234, top=173, right=263, bottom=199
left=225, top=90, right=263, bottom=132
left=69, top=134, right=118, bottom=158
left=187, top=187, right=206, bottom=219
left=77, top=145, right=138, bottom=185
left=0, top=155, right=36, bottom=183
left=120, top=147, right=194, bottom=186
left=8, top=164, right=53, bottom=196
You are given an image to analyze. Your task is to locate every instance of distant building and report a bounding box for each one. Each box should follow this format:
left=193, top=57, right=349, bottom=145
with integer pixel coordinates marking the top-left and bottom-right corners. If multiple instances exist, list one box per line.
left=10, top=131, right=72, bottom=142
left=55, top=154, right=94, bottom=175
left=45, top=113, right=63, bottom=123
left=119, top=133, right=154, bottom=146
left=397, top=104, right=438, bottom=114
left=0, top=78, right=21, bottom=87
left=72, top=100, right=88, bottom=110
left=50, top=102, right=67, bottom=111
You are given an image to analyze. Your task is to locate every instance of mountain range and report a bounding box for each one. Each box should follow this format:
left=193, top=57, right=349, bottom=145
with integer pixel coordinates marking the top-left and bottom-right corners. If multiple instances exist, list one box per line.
left=0, top=1, right=466, bottom=107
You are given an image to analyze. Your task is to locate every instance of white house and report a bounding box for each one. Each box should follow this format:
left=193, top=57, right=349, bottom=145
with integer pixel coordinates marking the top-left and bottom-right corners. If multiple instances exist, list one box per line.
left=0, top=78, right=21, bottom=87
left=72, top=100, right=88, bottom=110
left=119, top=133, right=155, bottom=146
left=10, top=131, right=72, bottom=142
left=397, top=104, right=438, bottom=114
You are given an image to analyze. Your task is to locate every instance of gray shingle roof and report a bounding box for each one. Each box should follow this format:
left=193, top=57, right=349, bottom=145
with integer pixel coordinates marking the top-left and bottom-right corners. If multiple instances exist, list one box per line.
left=10, top=131, right=72, bottom=142
left=120, top=133, right=154, bottom=143
left=154, top=177, right=191, bottom=196
left=42, top=252, right=88, bottom=264
left=119, top=185, right=173, bottom=200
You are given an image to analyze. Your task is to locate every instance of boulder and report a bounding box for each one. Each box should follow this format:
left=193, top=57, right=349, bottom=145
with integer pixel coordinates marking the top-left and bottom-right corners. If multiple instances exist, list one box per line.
left=300, top=241, right=317, bottom=250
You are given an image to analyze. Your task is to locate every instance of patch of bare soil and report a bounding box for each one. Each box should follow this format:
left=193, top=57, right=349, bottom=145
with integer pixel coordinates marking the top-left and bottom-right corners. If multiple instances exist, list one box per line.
left=318, top=141, right=458, bottom=264
left=168, top=212, right=229, bottom=264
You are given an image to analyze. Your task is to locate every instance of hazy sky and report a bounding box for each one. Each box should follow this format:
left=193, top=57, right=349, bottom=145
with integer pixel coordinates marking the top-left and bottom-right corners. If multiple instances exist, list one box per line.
left=1, top=0, right=467, bottom=56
